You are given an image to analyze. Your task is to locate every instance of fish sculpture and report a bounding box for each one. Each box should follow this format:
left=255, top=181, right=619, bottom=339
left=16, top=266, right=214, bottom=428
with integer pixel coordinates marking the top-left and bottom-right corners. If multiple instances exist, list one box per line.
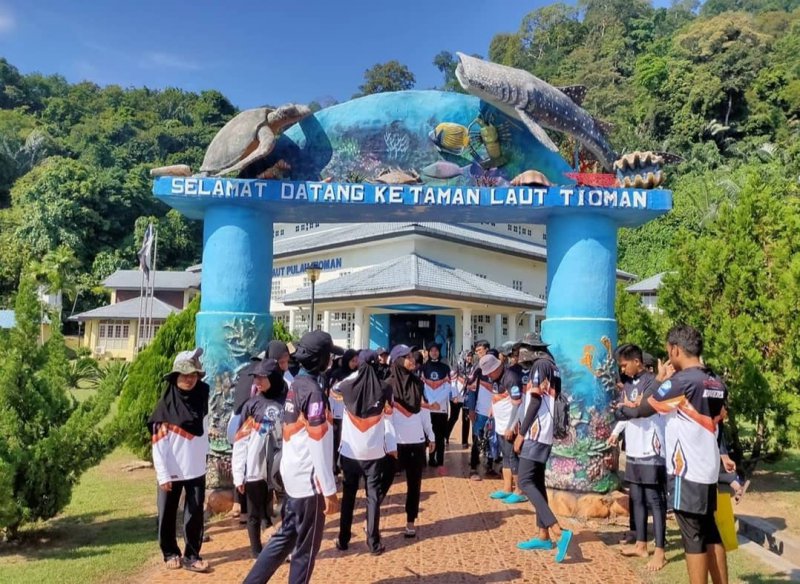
left=421, top=160, right=472, bottom=180
left=454, top=52, right=618, bottom=170
left=429, top=122, right=470, bottom=155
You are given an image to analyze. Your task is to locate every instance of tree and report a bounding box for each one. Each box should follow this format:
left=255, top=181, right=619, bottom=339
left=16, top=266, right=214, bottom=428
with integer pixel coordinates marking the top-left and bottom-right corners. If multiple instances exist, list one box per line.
left=0, top=277, right=121, bottom=537
left=356, top=61, right=416, bottom=96
left=658, top=164, right=800, bottom=473
left=615, top=282, right=664, bottom=356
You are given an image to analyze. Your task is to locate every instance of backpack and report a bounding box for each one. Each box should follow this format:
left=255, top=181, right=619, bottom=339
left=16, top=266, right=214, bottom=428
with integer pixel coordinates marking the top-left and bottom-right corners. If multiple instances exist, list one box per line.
left=552, top=391, right=570, bottom=440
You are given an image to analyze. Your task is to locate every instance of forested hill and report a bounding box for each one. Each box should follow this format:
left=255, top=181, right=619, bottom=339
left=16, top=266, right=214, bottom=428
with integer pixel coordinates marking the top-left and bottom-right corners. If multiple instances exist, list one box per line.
left=1, top=0, right=800, bottom=310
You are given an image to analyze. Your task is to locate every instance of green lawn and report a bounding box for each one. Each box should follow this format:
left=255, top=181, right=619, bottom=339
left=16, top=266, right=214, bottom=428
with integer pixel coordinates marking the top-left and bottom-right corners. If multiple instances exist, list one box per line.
left=0, top=448, right=158, bottom=584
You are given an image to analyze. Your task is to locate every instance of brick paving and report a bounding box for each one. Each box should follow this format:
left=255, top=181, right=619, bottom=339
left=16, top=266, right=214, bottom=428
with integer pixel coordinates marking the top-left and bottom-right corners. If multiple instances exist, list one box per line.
left=139, top=444, right=643, bottom=584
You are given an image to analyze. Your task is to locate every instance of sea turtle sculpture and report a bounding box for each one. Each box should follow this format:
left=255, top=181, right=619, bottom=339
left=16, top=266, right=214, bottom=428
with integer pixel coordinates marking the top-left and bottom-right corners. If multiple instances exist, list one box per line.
left=150, top=103, right=311, bottom=177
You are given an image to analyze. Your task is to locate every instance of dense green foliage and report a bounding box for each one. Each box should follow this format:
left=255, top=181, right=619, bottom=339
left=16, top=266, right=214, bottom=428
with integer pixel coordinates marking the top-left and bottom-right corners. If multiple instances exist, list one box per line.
left=614, top=282, right=663, bottom=357
left=0, top=63, right=235, bottom=308
left=0, top=278, right=122, bottom=537
left=356, top=61, right=416, bottom=97
left=658, top=165, right=800, bottom=470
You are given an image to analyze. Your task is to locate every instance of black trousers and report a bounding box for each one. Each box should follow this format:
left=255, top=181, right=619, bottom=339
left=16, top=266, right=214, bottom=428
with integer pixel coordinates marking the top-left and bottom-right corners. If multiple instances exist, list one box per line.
left=398, top=443, right=426, bottom=523
left=429, top=413, right=448, bottom=466
left=447, top=401, right=470, bottom=444
left=157, top=474, right=205, bottom=561
left=244, top=493, right=325, bottom=584
left=518, top=457, right=557, bottom=529
left=630, top=482, right=667, bottom=548
left=245, top=480, right=272, bottom=557
left=338, top=455, right=392, bottom=552
left=238, top=487, right=248, bottom=514
left=332, top=418, right=343, bottom=473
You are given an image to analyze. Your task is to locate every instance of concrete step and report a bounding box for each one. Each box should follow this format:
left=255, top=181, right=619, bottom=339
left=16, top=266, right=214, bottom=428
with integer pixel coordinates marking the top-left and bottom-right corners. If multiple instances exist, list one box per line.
left=738, top=514, right=800, bottom=567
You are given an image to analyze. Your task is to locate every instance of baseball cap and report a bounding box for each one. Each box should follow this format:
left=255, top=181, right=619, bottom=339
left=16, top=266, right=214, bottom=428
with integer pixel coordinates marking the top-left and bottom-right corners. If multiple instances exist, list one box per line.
left=166, top=347, right=205, bottom=379
left=389, top=344, right=418, bottom=362
left=249, top=358, right=279, bottom=378
left=376, top=346, right=389, bottom=356
left=294, top=330, right=344, bottom=372
left=478, top=354, right=502, bottom=376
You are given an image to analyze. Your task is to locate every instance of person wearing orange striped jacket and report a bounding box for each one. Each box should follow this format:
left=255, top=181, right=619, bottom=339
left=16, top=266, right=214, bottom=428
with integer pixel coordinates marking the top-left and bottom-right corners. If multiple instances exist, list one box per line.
left=148, top=348, right=210, bottom=573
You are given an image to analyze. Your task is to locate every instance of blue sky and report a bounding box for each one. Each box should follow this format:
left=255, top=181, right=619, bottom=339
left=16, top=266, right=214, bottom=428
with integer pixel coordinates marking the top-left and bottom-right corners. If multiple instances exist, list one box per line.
left=0, top=0, right=552, bottom=109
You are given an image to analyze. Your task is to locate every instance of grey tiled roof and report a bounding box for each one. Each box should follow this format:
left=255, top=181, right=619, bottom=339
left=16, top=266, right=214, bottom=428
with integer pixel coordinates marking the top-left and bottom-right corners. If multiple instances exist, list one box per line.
left=102, top=270, right=201, bottom=290
left=626, top=272, right=666, bottom=293
left=282, top=253, right=546, bottom=309
left=273, top=223, right=636, bottom=280
left=70, top=297, right=181, bottom=321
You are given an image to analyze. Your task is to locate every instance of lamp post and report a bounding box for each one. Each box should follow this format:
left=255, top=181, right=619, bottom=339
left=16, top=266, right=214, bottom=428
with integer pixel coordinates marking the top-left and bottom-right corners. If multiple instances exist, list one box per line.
left=306, top=263, right=322, bottom=332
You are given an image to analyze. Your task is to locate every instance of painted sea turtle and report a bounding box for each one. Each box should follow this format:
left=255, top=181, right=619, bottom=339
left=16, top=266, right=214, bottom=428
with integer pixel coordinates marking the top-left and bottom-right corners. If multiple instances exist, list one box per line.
left=149, top=103, right=311, bottom=177
left=373, top=168, right=422, bottom=185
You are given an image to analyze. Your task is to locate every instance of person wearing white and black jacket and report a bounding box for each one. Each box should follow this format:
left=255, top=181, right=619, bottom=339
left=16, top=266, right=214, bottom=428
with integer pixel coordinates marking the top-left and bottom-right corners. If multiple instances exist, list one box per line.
left=512, top=340, right=573, bottom=563
left=244, top=331, right=342, bottom=584
left=421, top=342, right=457, bottom=469
left=148, top=348, right=210, bottom=573
left=333, top=350, right=396, bottom=555
left=232, top=358, right=287, bottom=558
left=388, top=344, right=435, bottom=538
left=326, top=349, right=358, bottom=476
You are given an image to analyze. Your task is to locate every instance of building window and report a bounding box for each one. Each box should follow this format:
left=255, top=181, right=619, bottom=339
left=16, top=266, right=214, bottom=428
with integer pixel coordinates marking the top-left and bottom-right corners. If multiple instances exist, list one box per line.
left=502, top=327, right=508, bottom=336
left=137, top=321, right=163, bottom=345
left=302, top=276, right=310, bottom=287
left=97, top=319, right=131, bottom=351
left=271, top=279, right=285, bottom=298
left=512, top=280, right=523, bottom=291
left=502, top=316, right=508, bottom=325
left=474, top=325, right=484, bottom=335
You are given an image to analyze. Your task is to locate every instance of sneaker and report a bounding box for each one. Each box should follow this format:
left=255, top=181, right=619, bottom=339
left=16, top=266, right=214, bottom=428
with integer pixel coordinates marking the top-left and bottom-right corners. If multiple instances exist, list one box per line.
left=469, top=471, right=482, bottom=482
left=502, top=493, right=529, bottom=505
left=555, top=530, right=573, bottom=563
left=517, top=538, right=553, bottom=551
left=490, top=490, right=513, bottom=500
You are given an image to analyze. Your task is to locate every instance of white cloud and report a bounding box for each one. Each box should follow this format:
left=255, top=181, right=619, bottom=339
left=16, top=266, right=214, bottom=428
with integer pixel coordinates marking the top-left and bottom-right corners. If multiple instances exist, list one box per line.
left=0, top=5, right=16, bottom=35
left=141, top=51, right=201, bottom=71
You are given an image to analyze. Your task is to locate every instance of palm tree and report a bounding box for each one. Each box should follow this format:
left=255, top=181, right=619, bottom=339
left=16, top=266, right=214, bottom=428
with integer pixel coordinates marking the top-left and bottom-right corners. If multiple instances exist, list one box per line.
left=27, top=245, right=80, bottom=342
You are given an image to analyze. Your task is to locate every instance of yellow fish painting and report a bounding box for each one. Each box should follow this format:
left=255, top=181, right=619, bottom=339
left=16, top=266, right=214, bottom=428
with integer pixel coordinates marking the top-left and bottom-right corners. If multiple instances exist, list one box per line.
left=429, top=122, right=470, bottom=154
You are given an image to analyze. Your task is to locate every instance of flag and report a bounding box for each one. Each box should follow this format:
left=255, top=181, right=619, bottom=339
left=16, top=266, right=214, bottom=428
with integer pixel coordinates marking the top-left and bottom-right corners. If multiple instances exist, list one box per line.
left=137, top=223, right=155, bottom=278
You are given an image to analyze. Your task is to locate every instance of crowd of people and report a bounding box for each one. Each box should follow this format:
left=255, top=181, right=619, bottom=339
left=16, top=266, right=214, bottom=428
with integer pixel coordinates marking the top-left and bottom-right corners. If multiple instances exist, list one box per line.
left=147, top=324, right=741, bottom=584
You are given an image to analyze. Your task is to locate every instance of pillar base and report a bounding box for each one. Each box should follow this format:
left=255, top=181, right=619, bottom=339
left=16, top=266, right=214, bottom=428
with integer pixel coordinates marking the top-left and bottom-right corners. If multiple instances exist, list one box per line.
left=541, top=317, right=619, bottom=493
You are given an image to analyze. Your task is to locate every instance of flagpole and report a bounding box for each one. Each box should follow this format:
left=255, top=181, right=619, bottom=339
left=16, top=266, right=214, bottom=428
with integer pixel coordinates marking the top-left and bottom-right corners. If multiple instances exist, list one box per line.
left=148, top=228, right=158, bottom=343
left=137, top=266, right=145, bottom=352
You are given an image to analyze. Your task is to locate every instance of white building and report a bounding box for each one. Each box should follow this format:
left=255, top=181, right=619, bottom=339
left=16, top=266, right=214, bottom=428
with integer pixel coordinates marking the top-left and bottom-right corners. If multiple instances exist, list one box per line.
left=625, top=272, right=665, bottom=313
left=266, top=222, right=635, bottom=357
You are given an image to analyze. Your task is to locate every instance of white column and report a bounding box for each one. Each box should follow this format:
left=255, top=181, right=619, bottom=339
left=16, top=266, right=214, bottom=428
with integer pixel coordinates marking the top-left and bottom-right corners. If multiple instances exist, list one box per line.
left=353, top=307, right=364, bottom=350
left=508, top=312, right=518, bottom=344
left=323, top=310, right=331, bottom=334
left=361, top=309, right=371, bottom=348
left=461, top=307, right=472, bottom=354
left=288, top=309, right=296, bottom=336
left=529, top=311, right=537, bottom=333
left=494, top=313, right=503, bottom=345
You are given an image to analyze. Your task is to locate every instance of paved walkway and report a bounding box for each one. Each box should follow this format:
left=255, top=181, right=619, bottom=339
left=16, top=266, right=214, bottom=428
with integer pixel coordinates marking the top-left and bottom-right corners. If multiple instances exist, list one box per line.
left=139, top=444, right=642, bottom=584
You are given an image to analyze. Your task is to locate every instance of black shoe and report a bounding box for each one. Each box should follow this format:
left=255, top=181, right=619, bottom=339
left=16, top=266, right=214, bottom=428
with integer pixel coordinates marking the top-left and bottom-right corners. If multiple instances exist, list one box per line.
left=371, top=544, right=386, bottom=556
left=334, top=539, right=348, bottom=551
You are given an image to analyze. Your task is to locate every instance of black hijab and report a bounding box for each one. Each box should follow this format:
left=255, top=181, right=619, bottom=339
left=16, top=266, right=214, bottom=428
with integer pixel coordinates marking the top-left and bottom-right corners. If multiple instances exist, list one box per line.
left=388, top=355, right=423, bottom=414
left=339, top=350, right=390, bottom=418
left=267, top=340, right=289, bottom=360
left=233, top=361, right=258, bottom=415
left=148, top=374, right=210, bottom=436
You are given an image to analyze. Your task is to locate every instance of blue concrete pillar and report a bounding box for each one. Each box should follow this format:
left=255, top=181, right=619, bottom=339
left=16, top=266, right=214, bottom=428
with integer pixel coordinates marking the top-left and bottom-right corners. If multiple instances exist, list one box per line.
left=197, top=205, right=273, bottom=488
left=541, top=214, right=620, bottom=493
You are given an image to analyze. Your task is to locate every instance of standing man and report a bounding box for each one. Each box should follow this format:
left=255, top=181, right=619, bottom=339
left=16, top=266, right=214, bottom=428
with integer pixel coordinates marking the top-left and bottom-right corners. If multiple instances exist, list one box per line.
left=448, top=351, right=474, bottom=447
left=648, top=325, right=729, bottom=584
left=479, top=354, right=527, bottom=504
left=464, top=341, right=498, bottom=480
left=244, top=331, right=342, bottom=584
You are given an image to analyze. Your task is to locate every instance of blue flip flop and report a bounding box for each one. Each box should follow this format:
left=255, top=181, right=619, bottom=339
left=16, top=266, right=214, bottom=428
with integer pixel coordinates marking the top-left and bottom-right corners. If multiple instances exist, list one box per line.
left=517, top=538, right=553, bottom=551
left=555, top=529, right=573, bottom=563
left=489, top=490, right=512, bottom=500
left=502, top=493, right=529, bottom=505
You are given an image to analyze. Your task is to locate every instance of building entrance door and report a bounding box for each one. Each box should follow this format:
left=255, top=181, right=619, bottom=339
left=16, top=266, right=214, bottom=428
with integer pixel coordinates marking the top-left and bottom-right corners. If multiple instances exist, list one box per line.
left=389, top=314, right=436, bottom=349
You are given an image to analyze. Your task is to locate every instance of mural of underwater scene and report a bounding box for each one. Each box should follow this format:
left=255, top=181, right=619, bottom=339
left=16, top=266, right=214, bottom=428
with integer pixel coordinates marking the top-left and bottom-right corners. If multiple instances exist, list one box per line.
left=255, top=91, right=572, bottom=188
left=197, top=311, right=272, bottom=488
left=546, top=335, right=621, bottom=493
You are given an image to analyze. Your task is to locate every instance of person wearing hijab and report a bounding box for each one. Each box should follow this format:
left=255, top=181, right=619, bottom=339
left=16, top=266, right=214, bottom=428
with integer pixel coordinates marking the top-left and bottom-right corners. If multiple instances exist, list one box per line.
left=244, top=331, right=342, bottom=584
left=387, top=344, right=435, bottom=539
left=149, top=348, right=210, bottom=573
left=327, top=349, right=358, bottom=476
left=232, top=358, right=287, bottom=558
left=333, top=350, right=396, bottom=556
left=267, top=339, right=295, bottom=387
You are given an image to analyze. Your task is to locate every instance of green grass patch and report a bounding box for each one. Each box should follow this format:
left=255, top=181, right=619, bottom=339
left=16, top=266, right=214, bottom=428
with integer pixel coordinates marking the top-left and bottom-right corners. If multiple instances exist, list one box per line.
left=0, top=448, right=157, bottom=584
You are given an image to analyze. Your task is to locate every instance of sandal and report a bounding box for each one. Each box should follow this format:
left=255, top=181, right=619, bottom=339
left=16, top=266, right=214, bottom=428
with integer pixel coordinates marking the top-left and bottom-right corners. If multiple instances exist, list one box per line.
left=164, top=555, right=182, bottom=570
left=182, top=557, right=209, bottom=573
